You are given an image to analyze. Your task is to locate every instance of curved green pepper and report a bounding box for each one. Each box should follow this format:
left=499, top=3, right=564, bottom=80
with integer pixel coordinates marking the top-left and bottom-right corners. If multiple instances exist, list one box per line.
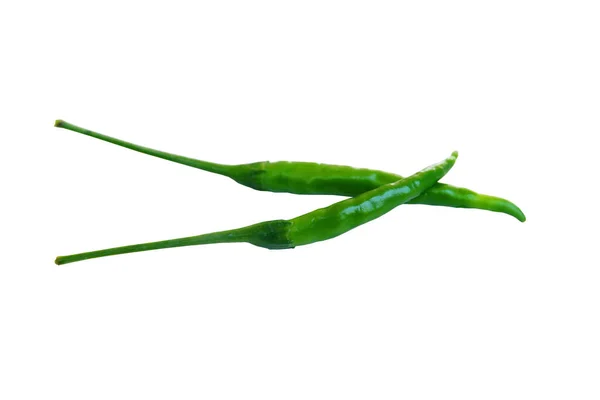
left=55, top=152, right=458, bottom=264
left=54, top=120, right=524, bottom=222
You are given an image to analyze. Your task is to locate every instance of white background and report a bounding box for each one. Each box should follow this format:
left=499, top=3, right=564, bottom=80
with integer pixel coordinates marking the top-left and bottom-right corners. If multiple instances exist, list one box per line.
left=1, top=1, right=599, bottom=399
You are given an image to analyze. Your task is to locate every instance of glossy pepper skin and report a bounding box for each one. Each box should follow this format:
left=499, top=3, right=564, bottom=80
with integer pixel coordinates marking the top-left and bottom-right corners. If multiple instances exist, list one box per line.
left=239, top=162, right=524, bottom=221
left=54, top=120, right=525, bottom=222
left=55, top=152, right=457, bottom=265
left=287, top=151, right=458, bottom=246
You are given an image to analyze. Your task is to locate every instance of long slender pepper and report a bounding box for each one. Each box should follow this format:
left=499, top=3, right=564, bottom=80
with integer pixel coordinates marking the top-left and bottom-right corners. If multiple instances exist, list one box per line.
left=54, top=120, right=525, bottom=221
left=55, top=152, right=458, bottom=264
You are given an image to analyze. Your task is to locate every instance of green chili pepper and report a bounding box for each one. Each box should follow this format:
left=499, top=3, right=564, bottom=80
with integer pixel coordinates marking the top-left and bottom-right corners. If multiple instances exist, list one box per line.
left=54, top=120, right=525, bottom=222
left=55, top=152, right=458, bottom=264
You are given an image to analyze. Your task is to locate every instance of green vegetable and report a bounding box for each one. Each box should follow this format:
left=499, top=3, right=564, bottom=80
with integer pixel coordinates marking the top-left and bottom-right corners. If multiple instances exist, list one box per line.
left=54, top=120, right=525, bottom=222
left=55, top=152, right=458, bottom=264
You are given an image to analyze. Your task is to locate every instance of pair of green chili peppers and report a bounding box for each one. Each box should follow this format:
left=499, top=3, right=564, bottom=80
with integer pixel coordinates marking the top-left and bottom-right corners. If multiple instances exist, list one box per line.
left=54, top=120, right=525, bottom=265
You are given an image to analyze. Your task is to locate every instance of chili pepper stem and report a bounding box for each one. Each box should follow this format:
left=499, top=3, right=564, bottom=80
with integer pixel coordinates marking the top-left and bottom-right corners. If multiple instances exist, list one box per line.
left=55, top=227, right=251, bottom=265
left=54, top=119, right=235, bottom=177
left=54, top=220, right=293, bottom=265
